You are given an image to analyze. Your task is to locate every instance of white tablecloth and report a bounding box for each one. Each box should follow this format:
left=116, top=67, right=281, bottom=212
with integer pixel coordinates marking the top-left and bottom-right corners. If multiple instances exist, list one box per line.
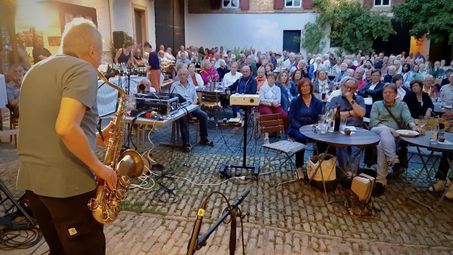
left=0, top=75, right=7, bottom=108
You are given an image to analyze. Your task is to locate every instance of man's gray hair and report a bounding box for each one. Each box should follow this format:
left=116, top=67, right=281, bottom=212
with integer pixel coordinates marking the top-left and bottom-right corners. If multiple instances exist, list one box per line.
left=340, top=76, right=358, bottom=88
left=60, top=17, right=102, bottom=57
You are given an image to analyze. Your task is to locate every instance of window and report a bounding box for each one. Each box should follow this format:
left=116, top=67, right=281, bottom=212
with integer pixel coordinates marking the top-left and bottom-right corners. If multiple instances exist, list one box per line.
left=374, top=0, right=390, bottom=7
left=285, top=0, right=301, bottom=8
left=223, top=0, right=239, bottom=8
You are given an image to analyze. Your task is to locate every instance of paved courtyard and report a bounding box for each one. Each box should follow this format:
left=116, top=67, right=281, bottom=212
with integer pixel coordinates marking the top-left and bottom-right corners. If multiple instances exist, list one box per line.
left=1, top=117, right=453, bottom=254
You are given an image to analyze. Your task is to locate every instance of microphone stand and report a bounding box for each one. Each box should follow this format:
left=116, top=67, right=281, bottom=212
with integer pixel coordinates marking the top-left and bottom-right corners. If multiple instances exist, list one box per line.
left=187, top=190, right=250, bottom=255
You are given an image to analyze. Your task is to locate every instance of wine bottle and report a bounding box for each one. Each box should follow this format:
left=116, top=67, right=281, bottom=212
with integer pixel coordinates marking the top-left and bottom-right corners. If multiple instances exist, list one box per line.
left=334, top=105, right=341, bottom=132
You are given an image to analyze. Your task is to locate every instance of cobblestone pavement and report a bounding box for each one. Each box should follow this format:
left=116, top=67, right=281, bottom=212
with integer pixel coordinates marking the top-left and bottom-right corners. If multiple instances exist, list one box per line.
left=1, top=117, right=453, bottom=254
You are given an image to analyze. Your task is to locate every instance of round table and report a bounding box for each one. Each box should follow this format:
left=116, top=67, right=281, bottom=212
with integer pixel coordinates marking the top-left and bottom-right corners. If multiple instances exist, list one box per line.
left=299, top=125, right=380, bottom=148
left=399, top=131, right=453, bottom=152
left=299, top=125, right=380, bottom=200
left=399, top=131, right=453, bottom=210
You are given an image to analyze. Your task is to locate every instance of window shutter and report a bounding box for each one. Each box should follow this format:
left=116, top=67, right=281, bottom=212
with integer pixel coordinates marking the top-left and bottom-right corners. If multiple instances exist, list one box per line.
left=302, top=0, right=314, bottom=9
left=274, top=0, right=284, bottom=10
left=211, top=0, right=221, bottom=9
left=363, top=0, right=373, bottom=8
left=240, top=0, right=250, bottom=10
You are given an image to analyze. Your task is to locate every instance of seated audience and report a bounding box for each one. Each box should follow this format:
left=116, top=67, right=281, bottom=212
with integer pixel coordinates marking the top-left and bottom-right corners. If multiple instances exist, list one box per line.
left=276, top=70, right=297, bottom=112
left=228, top=65, right=257, bottom=118
left=258, top=72, right=288, bottom=143
left=370, top=84, right=418, bottom=196
left=170, top=67, right=213, bottom=152
left=255, top=66, right=267, bottom=92
left=288, top=78, right=323, bottom=172
left=393, top=74, right=411, bottom=101
left=326, top=77, right=366, bottom=176
left=216, top=59, right=229, bottom=81
left=188, top=63, right=204, bottom=87
left=440, top=73, right=453, bottom=106
left=222, top=62, right=242, bottom=87
left=358, top=70, right=384, bottom=116
left=200, top=60, right=219, bottom=84
left=313, top=69, right=332, bottom=94
left=403, top=80, right=433, bottom=118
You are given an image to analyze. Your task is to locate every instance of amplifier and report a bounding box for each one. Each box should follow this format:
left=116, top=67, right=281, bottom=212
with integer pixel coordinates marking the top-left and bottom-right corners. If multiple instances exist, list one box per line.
left=135, top=92, right=181, bottom=115
left=230, top=93, right=260, bottom=106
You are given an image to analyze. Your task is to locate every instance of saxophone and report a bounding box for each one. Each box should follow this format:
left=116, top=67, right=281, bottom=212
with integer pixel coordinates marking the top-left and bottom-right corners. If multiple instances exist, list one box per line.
left=88, top=71, right=145, bottom=224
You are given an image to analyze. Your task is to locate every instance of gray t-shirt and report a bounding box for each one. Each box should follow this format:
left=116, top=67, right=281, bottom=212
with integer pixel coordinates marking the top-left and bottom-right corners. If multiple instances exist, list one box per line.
left=17, top=55, right=98, bottom=198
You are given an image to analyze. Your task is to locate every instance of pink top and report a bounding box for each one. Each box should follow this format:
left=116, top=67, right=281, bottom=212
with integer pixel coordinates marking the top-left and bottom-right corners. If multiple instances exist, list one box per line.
left=200, top=68, right=219, bottom=84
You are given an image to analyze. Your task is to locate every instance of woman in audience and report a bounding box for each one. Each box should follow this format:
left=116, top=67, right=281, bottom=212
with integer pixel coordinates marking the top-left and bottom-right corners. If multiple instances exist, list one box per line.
left=393, top=74, right=411, bottom=101
left=114, top=41, right=133, bottom=65
left=422, top=74, right=439, bottom=96
left=264, top=63, right=274, bottom=73
left=188, top=63, right=204, bottom=87
left=313, top=69, right=332, bottom=94
left=403, top=80, right=433, bottom=118
left=370, top=83, right=418, bottom=196
left=256, top=66, right=267, bottom=92
left=199, top=59, right=219, bottom=84
left=276, top=70, right=297, bottom=112
left=401, top=63, right=412, bottom=87
left=259, top=72, right=288, bottom=143
left=291, top=69, right=303, bottom=90
left=288, top=78, right=323, bottom=172
left=216, top=59, right=229, bottom=81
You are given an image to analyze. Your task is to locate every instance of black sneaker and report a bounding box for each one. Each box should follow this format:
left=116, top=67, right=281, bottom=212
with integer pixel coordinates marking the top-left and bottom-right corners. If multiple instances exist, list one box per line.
left=372, top=182, right=385, bottom=197
left=199, top=138, right=214, bottom=146
left=184, top=144, right=192, bottom=152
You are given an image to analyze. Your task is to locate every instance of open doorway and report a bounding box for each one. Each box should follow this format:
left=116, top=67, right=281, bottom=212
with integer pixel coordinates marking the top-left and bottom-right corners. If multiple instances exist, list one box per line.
left=283, top=30, right=301, bottom=53
left=133, top=8, right=146, bottom=44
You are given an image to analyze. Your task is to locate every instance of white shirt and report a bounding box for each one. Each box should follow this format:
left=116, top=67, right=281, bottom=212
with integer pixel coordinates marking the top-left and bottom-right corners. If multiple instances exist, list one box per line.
left=440, top=84, right=453, bottom=106
left=369, top=82, right=379, bottom=90
left=223, top=71, right=242, bottom=87
left=189, top=73, right=204, bottom=87
left=259, top=83, right=281, bottom=105
left=170, top=81, right=197, bottom=104
left=396, top=87, right=406, bottom=101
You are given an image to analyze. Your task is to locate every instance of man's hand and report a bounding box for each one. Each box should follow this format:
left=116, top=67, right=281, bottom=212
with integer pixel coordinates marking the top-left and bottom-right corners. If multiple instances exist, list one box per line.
left=94, top=164, right=117, bottom=190
left=343, top=91, right=353, bottom=102
left=390, top=128, right=400, bottom=138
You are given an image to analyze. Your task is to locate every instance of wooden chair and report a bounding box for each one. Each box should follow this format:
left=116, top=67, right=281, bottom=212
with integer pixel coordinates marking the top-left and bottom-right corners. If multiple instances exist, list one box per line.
left=200, top=91, right=222, bottom=121
left=259, top=113, right=305, bottom=174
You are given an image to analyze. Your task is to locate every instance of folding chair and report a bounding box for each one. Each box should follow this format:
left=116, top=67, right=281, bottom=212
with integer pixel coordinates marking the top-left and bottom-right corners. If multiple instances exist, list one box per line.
left=260, top=113, right=306, bottom=175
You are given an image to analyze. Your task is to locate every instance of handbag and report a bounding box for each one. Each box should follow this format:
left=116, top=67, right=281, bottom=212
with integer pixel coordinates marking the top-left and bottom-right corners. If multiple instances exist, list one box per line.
left=307, top=153, right=337, bottom=191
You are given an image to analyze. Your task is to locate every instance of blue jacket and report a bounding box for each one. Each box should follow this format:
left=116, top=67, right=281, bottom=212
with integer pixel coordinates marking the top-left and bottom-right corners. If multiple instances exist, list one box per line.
left=288, top=96, right=323, bottom=131
left=358, top=81, right=384, bottom=103
left=228, top=76, right=257, bottom=95
left=277, top=82, right=298, bottom=112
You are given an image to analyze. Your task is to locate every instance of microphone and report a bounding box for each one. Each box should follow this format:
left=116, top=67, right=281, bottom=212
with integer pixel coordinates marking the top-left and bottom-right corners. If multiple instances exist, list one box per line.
left=187, top=200, right=208, bottom=255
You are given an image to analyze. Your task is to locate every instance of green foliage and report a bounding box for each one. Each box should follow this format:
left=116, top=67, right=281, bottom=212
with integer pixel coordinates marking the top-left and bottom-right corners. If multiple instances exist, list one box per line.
left=393, top=0, right=453, bottom=45
left=301, top=22, right=325, bottom=54
left=313, top=0, right=395, bottom=53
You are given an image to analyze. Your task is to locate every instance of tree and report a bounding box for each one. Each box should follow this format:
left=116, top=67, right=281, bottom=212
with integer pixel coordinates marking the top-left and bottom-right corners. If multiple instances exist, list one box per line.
left=301, top=22, right=325, bottom=54
left=393, top=0, right=453, bottom=45
left=312, top=0, right=395, bottom=53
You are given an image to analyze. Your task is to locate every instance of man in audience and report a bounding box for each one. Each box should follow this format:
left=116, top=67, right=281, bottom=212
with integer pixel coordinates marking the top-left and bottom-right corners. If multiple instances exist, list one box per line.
left=383, top=65, right=396, bottom=83
left=326, top=77, right=366, bottom=179
left=6, top=65, right=23, bottom=116
left=359, top=69, right=384, bottom=116
left=223, top=62, right=242, bottom=87
left=440, top=72, right=453, bottom=106
left=227, top=65, right=257, bottom=118
left=170, top=67, right=214, bottom=152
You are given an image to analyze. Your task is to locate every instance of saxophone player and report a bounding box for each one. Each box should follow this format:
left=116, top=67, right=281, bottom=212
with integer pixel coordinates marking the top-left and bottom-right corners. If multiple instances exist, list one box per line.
left=16, top=18, right=117, bottom=255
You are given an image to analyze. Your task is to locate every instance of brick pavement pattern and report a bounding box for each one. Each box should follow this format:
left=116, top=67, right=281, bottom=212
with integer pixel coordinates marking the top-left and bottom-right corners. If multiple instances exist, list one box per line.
left=1, top=118, right=453, bottom=254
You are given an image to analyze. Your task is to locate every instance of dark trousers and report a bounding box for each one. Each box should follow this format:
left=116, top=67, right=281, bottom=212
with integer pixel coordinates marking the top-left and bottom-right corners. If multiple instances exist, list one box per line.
left=179, top=108, right=209, bottom=145
left=26, top=190, right=105, bottom=255
left=436, top=152, right=453, bottom=180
